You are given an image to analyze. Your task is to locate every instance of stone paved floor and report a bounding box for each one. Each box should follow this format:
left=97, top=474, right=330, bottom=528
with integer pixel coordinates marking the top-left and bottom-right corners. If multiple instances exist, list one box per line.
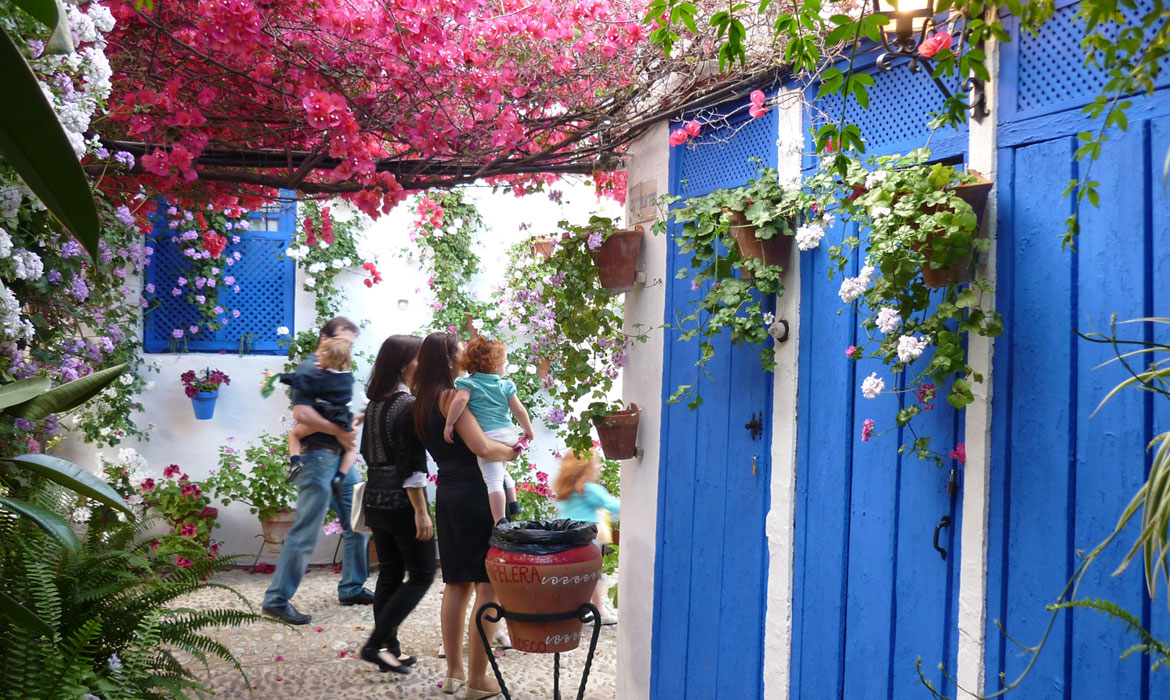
left=176, top=566, right=617, bottom=699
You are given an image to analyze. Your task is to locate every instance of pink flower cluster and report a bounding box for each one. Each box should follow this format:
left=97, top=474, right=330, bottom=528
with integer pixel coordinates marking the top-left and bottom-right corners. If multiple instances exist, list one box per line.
left=748, top=89, right=769, bottom=119
left=669, top=120, right=702, bottom=147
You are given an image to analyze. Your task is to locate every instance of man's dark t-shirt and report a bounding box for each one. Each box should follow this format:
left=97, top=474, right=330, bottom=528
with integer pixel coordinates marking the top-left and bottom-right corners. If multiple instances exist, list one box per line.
left=290, top=353, right=341, bottom=451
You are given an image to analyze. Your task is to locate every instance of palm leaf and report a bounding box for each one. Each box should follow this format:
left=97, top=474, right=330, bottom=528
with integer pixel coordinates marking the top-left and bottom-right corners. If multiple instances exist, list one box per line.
left=7, top=454, right=133, bottom=517
left=0, top=588, right=53, bottom=637
left=0, top=496, right=79, bottom=553
left=0, top=28, right=94, bottom=257
left=6, top=363, right=127, bottom=420
left=0, top=375, right=50, bottom=412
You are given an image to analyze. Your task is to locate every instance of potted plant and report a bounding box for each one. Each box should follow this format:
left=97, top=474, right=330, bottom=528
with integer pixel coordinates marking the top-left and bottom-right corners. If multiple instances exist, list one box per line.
left=803, top=148, right=1003, bottom=464
left=207, top=432, right=298, bottom=552
left=181, top=368, right=230, bottom=420
left=590, top=223, right=645, bottom=293
left=497, top=217, right=652, bottom=456
left=656, top=168, right=807, bottom=408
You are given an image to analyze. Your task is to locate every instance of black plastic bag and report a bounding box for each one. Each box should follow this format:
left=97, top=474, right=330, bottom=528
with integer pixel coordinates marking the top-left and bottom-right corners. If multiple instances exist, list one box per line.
left=489, top=519, right=598, bottom=556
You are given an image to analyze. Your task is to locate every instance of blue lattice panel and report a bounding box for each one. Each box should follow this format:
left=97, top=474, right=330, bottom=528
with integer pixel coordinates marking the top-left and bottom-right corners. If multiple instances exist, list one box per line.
left=1003, top=0, right=1170, bottom=122
left=143, top=202, right=295, bottom=354
left=672, top=93, right=780, bottom=198
left=810, top=55, right=967, bottom=160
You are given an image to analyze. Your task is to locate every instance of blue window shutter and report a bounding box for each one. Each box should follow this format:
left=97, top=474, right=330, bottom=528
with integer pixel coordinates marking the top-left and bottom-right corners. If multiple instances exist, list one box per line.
left=143, top=197, right=296, bottom=355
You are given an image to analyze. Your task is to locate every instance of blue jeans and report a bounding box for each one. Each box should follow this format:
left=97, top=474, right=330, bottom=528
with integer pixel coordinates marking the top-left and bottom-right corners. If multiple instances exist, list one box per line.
left=262, top=448, right=370, bottom=608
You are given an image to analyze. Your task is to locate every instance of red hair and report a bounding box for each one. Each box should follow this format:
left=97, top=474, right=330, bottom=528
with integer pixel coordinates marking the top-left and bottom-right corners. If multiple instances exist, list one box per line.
left=459, top=335, right=506, bottom=375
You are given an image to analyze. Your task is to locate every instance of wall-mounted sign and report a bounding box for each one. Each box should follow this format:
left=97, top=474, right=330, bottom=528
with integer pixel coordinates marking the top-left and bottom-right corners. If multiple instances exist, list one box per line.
left=626, top=180, right=658, bottom=226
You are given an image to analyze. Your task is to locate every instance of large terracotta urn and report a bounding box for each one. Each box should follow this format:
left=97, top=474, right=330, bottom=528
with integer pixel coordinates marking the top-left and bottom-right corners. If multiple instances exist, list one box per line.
left=260, top=509, right=297, bottom=554
left=485, top=520, right=602, bottom=653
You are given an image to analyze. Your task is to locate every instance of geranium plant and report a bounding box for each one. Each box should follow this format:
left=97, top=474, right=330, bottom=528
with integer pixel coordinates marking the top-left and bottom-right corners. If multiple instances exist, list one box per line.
left=180, top=368, right=230, bottom=397
left=658, top=166, right=808, bottom=407
left=803, top=148, right=1002, bottom=464
left=143, top=464, right=219, bottom=565
left=206, top=432, right=297, bottom=522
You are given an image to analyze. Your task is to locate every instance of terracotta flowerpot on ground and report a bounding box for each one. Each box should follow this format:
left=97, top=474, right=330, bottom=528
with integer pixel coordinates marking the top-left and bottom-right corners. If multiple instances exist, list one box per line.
left=486, top=521, right=602, bottom=653
left=591, top=226, right=644, bottom=293
left=260, top=509, right=297, bottom=554
left=725, top=210, right=792, bottom=279
left=531, top=238, right=556, bottom=259
left=592, top=403, right=640, bottom=460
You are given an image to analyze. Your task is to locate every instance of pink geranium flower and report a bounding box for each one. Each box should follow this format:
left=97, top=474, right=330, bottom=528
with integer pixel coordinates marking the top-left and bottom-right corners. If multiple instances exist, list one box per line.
left=668, top=128, right=688, bottom=147
left=684, top=120, right=701, bottom=137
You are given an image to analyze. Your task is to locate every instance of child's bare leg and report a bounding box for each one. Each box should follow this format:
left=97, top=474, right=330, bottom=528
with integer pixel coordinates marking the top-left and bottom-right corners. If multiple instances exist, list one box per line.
left=338, top=449, right=356, bottom=475
left=487, top=490, right=507, bottom=525
left=287, top=423, right=310, bottom=458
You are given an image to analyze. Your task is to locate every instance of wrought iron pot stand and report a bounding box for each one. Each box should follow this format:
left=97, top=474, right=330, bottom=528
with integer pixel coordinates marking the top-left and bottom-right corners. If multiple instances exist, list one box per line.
left=474, top=602, right=602, bottom=700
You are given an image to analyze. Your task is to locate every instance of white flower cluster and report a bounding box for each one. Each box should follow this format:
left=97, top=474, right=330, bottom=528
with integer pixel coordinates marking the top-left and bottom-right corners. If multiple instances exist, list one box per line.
left=795, top=221, right=826, bottom=251
left=0, top=227, right=12, bottom=259
left=9, top=249, right=43, bottom=280
left=0, top=282, right=33, bottom=342
left=285, top=245, right=312, bottom=260
left=861, top=372, right=885, bottom=399
left=838, top=265, right=874, bottom=304
left=875, top=307, right=901, bottom=334
left=864, top=169, right=888, bottom=190
left=34, top=4, right=116, bottom=158
left=896, top=334, right=929, bottom=363
left=307, top=261, right=328, bottom=274
left=0, top=189, right=21, bottom=219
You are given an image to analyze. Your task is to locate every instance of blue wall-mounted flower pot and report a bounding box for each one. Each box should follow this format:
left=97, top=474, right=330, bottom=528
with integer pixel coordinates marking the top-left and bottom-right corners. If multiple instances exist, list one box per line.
left=191, top=391, right=218, bottom=420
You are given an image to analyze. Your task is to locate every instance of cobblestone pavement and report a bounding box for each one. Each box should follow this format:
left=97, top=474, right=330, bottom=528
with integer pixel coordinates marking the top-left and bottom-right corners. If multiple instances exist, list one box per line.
left=176, top=566, right=617, bottom=699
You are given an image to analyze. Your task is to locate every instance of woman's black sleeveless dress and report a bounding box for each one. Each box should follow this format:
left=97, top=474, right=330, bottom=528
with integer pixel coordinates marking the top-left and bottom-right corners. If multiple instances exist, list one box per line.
left=421, top=403, right=493, bottom=583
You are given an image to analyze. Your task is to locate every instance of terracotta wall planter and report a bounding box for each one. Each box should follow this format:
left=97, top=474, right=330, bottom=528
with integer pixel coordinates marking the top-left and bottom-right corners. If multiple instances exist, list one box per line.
left=725, top=210, right=792, bottom=279
left=591, top=225, right=644, bottom=293
left=260, top=509, right=297, bottom=554
left=531, top=238, right=556, bottom=259
left=918, top=173, right=994, bottom=288
left=592, top=403, right=639, bottom=460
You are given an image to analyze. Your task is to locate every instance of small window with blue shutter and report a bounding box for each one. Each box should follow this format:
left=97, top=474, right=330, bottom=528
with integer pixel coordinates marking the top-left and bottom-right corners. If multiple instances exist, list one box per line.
left=143, top=197, right=296, bottom=354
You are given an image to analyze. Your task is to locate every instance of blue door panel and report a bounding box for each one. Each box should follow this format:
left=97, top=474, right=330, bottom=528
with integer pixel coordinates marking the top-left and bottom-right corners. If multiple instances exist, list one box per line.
left=651, top=97, right=778, bottom=700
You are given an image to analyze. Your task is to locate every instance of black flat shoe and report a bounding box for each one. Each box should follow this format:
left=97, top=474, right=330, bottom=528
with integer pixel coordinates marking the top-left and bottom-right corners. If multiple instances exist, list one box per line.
left=262, top=604, right=311, bottom=625
left=360, top=647, right=410, bottom=674
left=339, top=590, right=375, bottom=605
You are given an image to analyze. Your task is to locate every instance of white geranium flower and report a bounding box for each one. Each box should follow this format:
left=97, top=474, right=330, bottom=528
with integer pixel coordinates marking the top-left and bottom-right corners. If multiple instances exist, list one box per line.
left=864, top=170, right=889, bottom=189
left=861, top=372, right=885, bottom=399
left=896, top=335, right=930, bottom=363
left=838, top=265, right=875, bottom=304
left=795, top=222, right=826, bottom=251
left=875, top=307, right=901, bottom=334
left=277, top=326, right=290, bottom=336
left=304, top=277, right=316, bottom=288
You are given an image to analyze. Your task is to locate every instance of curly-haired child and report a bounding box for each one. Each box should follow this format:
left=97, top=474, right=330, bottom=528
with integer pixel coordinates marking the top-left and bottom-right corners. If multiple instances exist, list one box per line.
left=554, top=447, right=619, bottom=625
left=443, top=334, right=533, bottom=525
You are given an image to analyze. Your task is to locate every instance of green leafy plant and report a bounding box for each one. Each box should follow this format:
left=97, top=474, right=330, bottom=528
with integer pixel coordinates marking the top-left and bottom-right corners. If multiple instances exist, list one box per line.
left=206, top=432, right=297, bottom=522
left=803, top=148, right=1003, bottom=465
left=497, top=216, right=650, bottom=455
left=658, top=166, right=801, bottom=407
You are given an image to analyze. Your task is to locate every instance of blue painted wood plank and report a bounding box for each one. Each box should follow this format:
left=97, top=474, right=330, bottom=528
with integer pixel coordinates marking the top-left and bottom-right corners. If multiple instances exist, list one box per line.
left=997, top=87, right=1170, bottom=150
left=841, top=344, right=902, bottom=700
left=998, top=136, right=1076, bottom=700
left=1070, top=124, right=1150, bottom=698
left=1147, top=114, right=1170, bottom=700
left=793, top=232, right=858, bottom=699
left=986, top=145, right=1017, bottom=692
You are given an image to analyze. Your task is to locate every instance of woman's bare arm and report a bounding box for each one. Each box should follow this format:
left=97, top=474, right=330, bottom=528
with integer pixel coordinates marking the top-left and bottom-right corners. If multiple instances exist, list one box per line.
left=441, top=390, right=514, bottom=461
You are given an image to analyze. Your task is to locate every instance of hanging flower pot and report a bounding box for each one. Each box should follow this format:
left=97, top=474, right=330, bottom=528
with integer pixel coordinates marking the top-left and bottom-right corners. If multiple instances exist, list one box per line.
left=536, top=357, right=551, bottom=379
left=486, top=520, right=602, bottom=653
left=190, top=391, right=218, bottom=420
left=260, top=509, right=298, bottom=554
left=531, top=237, right=557, bottom=259
left=917, top=172, right=994, bottom=288
left=725, top=210, right=792, bottom=279
left=591, top=225, right=644, bottom=293
left=591, top=403, right=640, bottom=460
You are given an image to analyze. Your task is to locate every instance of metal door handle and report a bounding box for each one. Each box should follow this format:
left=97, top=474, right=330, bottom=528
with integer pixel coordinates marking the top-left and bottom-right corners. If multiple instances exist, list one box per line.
left=933, top=515, right=952, bottom=560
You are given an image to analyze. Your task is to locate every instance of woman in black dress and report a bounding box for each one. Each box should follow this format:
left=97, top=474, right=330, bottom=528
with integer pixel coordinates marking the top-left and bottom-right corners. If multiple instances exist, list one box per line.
left=358, top=334, right=433, bottom=675
left=413, top=331, right=515, bottom=699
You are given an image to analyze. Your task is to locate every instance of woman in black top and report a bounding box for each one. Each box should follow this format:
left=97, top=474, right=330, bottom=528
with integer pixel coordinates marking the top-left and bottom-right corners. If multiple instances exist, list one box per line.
left=413, top=331, right=516, bottom=699
left=358, top=335, right=434, bottom=675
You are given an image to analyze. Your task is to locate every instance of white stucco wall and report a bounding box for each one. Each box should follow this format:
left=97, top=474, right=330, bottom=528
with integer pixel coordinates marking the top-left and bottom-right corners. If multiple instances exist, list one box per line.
left=763, top=87, right=805, bottom=700
left=58, top=181, right=618, bottom=564
left=616, top=119, right=671, bottom=700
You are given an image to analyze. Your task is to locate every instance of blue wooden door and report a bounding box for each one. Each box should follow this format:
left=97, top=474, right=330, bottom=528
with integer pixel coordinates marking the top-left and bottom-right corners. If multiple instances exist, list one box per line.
left=791, top=58, right=966, bottom=699
left=985, top=4, right=1170, bottom=697
left=650, top=100, right=779, bottom=699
